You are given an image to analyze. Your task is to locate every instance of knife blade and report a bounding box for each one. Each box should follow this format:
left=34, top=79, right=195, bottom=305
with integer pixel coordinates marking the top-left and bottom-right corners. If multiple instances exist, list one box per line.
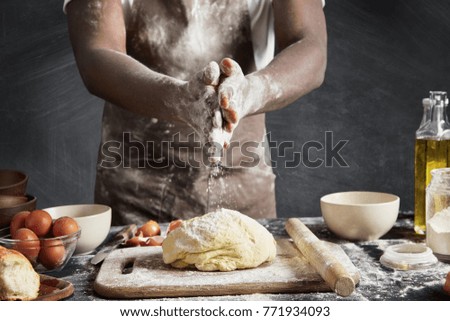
left=91, top=224, right=137, bottom=265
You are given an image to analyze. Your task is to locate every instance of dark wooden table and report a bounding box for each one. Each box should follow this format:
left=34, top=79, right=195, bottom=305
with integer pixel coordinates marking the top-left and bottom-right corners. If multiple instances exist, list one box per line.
left=51, top=214, right=450, bottom=301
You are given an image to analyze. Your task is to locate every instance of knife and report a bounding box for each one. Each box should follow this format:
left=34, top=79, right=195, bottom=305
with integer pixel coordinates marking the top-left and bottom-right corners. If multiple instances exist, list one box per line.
left=91, top=224, right=137, bottom=265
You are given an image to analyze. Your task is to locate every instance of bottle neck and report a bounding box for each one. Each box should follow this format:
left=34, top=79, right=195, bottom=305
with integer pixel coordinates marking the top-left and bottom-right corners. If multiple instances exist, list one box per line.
left=430, top=105, right=447, bottom=124
left=417, top=92, right=449, bottom=139
left=428, top=92, right=449, bottom=137
left=430, top=91, right=448, bottom=124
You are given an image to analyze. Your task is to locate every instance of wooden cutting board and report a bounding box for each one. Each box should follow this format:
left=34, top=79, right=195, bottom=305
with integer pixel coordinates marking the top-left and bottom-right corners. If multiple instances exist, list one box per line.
left=94, top=239, right=360, bottom=299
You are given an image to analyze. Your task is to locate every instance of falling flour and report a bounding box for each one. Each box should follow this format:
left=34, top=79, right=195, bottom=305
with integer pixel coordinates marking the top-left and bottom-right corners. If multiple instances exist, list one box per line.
left=427, top=207, right=450, bottom=255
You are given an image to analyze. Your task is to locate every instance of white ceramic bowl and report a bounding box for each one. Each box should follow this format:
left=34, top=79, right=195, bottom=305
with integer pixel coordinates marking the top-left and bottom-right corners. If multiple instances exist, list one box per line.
left=320, top=191, right=400, bottom=241
left=43, top=204, right=111, bottom=254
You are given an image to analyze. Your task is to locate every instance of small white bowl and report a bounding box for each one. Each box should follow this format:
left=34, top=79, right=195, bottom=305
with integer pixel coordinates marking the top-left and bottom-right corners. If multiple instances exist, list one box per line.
left=43, top=204, right=111, bottom=254
left=320, top=191, right=400, bottom=241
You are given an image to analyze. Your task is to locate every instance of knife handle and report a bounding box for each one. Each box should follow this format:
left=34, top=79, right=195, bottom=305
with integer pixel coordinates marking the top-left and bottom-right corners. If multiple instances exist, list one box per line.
left=113, top=224, right=137, bottom=243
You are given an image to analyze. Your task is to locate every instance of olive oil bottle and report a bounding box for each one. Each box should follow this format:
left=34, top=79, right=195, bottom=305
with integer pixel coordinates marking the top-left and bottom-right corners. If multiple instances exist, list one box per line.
left=414, top=92, right=450, bottom=234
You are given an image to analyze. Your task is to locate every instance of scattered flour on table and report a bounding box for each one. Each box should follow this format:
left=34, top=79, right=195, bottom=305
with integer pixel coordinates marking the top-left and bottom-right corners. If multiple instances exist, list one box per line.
left=341, top=240, right=446, bottom=300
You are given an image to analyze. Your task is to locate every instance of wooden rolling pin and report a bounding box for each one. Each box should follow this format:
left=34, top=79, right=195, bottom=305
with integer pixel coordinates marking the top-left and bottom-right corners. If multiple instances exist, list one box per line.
left=286, top=218, right=356, bottom=297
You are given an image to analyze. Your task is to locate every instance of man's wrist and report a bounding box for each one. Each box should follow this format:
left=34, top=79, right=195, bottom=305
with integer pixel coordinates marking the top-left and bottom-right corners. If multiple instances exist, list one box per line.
left=245, top=73, right=271, bottom=116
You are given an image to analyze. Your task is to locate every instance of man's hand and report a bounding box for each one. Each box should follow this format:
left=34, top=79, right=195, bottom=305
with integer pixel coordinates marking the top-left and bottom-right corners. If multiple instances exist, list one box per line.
left=175, top=61, right=218, bottom=138
left=175, top=61, right=230, bottom=155
left=218, top=58, right=267, bottom=146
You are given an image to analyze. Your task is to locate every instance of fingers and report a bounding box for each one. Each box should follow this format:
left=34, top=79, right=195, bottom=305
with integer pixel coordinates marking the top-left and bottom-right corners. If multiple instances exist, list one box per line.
left=220, top=58, right=243, bottom=77
left=203, top=85, right=216, bottom=105
left=208, top=127, right=232, bottom=151
left=223, top=105, right=238, bottom=125
left=192, top=58, right=242, bottom=92
left=218, top=58, right=243, bottom=111
left=219, top=86, right=232, bottom=110
left=202, top=61, right=220, bottom=86
left=189, top=61, right=220, bottom=95
left=223, top=130, right=232, bottom=149
left=212, top=109, right=222, bottom=128
left=220, top=95, right=238, bottom=133
left=188, top=59, right=243, bottom=150
left=208, top=111, right=233, bottom=149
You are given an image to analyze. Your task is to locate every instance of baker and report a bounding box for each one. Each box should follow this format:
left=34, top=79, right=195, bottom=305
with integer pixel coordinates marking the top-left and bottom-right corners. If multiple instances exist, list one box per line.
left=64, top=0, right=327, bottom=225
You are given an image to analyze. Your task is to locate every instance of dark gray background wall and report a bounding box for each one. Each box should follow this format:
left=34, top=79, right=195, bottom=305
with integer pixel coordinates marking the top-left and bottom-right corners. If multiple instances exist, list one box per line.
left=1, top=0, right=449, bottom=218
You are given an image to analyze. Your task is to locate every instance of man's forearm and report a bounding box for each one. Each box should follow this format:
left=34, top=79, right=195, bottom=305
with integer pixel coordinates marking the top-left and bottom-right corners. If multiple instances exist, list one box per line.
left=244, top=0, right=327, bottom=116
left=66, top=0, right=188, bottom=121
left=247, top=36, right=327, bottom=116
left=74, top=47, right=186, bottom=121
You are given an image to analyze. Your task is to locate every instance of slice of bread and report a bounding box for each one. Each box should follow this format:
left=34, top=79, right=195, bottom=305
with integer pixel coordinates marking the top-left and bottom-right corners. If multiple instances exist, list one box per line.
left=0, top=246, right=40, bottom=300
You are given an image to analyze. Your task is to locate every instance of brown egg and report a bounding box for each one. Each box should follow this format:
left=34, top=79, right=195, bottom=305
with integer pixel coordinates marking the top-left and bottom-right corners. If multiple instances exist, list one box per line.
left=52, top=217, right=79, bottom=237
left=38, top=239, right=66, bottom=269
left=25, top=210, right=53, bottom=237
left=137, top=220, right=161, bottom=237
left=125, top=236, right=147, bottom=247
left=148, top=235, right=165, bottom=246
left=13, top=228, right=40, bottom=262
left=167, top=219, right=183, bottom=234
left=10, top=211, right=30, bottom=238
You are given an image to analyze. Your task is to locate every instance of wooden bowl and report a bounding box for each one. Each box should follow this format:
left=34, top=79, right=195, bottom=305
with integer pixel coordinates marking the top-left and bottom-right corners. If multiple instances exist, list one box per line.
left=0, top=195, right=28, bottom=208
left=0, top=194, right=37, bottom=228
left=0, top=170, right=28, bottom=196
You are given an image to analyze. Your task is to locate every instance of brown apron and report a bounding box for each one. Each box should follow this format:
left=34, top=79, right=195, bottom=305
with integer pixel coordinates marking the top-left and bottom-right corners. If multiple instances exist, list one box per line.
left=95, top=161, right=276, bottom=226
left=94, top=103, right=277, bottom=225
left=94, top=0, right=277, bottom=224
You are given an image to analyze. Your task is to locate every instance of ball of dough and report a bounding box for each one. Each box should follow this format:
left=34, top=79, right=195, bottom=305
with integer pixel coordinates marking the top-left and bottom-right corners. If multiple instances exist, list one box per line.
left=162, top=208, right=277, bottom=272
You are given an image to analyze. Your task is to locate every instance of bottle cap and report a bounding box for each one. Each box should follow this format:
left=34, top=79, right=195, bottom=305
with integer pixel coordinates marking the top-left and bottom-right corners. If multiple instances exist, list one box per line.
left=430, top=91, right=448, bottom=107
left=380, top=243, right=438, bottom=271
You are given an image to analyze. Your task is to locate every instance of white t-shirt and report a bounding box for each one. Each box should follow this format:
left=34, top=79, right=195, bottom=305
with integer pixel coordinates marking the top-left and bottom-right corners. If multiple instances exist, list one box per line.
left=63, top=0, right=325, bottom=70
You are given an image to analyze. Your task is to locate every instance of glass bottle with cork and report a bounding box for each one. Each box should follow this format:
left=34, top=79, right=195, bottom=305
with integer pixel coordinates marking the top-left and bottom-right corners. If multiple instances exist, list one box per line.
left=414, top=91, right=450, bottom=234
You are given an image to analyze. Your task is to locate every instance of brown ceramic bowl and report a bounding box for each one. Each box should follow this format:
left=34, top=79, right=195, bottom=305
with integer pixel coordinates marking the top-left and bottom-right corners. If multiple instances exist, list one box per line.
left=0, top=170, right=28, bottom=196
left=0, top=195, right=28, bottom=208
left=0, top=194, right=37, bottom=228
